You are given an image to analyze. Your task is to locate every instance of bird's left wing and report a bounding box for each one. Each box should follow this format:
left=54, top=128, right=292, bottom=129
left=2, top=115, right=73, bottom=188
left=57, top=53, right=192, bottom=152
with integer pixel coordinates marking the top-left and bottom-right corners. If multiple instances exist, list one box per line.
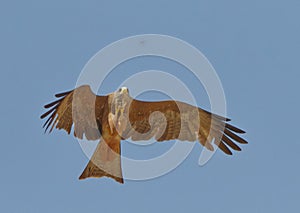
left=40, top=85, right=108, bottom=140
left=123, top=99, right=247, bottom=155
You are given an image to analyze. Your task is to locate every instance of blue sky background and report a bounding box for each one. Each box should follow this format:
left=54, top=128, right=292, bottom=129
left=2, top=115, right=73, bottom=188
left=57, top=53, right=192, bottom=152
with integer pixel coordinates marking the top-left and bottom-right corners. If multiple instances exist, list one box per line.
left=1, top=0, right=300, bottom=212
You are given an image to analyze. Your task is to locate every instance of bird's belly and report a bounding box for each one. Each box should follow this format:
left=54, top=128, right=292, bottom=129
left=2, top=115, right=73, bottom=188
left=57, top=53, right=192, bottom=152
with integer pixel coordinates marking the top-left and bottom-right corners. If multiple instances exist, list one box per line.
left=99, top=123, right=122, bottom=161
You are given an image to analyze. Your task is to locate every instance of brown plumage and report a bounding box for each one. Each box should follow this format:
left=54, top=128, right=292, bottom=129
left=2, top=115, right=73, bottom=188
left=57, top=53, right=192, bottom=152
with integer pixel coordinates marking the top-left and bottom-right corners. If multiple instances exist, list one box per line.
left=41, top=85, right=247, bottom=183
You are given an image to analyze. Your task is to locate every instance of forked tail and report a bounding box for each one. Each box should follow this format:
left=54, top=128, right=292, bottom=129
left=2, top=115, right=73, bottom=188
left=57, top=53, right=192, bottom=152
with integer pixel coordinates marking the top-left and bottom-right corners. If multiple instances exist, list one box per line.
left=79, top=137, right=123, bottom=184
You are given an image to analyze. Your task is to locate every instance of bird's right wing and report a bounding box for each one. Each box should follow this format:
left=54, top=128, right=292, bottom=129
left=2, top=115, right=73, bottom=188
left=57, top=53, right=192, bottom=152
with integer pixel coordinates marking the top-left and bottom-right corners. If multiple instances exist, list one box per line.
left=40, top=85, right=108, bottom=141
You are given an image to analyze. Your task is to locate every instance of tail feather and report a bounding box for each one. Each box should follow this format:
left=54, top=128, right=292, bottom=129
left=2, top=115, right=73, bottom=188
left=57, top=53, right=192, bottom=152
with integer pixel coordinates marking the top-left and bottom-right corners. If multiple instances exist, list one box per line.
left=79, top=137, right=124, bottom=184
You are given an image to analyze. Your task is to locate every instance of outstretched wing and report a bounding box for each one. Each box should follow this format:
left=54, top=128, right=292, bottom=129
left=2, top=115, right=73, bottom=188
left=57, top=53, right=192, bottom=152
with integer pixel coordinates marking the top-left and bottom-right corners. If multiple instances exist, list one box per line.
left=40, top=85, right=108, bottom=140
left=123, top=99, right=247, bottom=155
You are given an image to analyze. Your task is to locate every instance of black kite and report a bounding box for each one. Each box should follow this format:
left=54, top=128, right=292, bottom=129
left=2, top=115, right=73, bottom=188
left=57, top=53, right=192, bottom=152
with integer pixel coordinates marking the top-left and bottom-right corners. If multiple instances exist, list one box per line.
left=41, top=85, right=247, bottom=183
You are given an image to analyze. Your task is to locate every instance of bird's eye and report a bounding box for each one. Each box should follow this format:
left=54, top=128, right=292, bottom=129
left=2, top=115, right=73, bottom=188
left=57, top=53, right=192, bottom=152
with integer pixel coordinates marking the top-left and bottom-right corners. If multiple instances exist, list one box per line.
left=118, top=88, right=122, bottom=92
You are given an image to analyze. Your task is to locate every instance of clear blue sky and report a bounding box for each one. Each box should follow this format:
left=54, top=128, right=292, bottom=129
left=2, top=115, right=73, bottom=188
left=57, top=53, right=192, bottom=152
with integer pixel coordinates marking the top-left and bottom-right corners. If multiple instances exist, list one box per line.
left=1, top=0, right=299, bottom=212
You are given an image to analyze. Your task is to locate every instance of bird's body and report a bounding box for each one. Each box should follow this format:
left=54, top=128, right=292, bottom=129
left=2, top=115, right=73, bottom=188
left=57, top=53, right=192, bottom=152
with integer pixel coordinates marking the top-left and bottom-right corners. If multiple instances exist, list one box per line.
left=41, top=85, right=247, bottom=184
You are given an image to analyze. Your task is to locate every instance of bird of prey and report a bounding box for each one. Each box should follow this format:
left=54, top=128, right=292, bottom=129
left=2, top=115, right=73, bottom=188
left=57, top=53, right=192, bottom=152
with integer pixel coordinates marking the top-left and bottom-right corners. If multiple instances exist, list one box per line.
left=41, top=85, right=247, bottom=184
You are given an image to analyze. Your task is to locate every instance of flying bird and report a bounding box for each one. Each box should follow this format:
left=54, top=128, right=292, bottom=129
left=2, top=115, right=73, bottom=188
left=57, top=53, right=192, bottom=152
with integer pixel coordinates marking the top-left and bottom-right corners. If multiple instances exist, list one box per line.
left=41, top=85, right=247, bottom=183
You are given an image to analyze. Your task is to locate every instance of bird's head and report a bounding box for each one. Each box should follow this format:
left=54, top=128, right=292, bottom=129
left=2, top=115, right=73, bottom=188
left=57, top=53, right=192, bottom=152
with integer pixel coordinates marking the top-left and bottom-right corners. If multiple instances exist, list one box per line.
left=117, top=87, right=129, bottom=95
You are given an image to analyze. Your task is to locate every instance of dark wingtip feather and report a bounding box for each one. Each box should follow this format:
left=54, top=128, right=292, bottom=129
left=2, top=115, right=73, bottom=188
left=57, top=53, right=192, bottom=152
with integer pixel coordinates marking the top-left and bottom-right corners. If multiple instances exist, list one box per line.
left=42, top=115, right=53, bottom=128
left=226, top=123, right=246, bottom=134
left=224, top=129, right=248, bottom=144
left=44, top=97, right=64, bottom=109
left=55, top=90, right=72, bottom=98
left=44, top=117, right=53, bottom=132
left=44, top=114, right=56, bottom=133
left=213, top=114, right=231, bottom=122
left=40, top=107, right=56, bottom=119
left=203, top=109, right=231, bottom=121
left=222, top=134, right=242, bottom=151
left=218, top=141, right=233, bottom=155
